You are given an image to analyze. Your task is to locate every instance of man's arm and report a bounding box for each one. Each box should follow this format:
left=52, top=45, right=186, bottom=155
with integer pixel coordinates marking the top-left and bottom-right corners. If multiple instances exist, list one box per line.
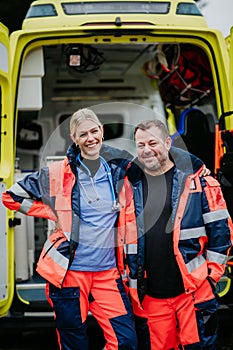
left=201, top=176, right=233, bottom=282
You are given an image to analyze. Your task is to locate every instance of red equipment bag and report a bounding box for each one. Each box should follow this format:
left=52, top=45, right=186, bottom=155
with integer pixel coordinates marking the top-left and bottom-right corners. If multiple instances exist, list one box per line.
left=143, top=43, right=214, bottom=108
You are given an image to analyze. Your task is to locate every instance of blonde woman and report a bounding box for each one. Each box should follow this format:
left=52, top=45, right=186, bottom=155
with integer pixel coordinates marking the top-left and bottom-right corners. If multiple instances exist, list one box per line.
left=2, top=108, right=137, bottom=350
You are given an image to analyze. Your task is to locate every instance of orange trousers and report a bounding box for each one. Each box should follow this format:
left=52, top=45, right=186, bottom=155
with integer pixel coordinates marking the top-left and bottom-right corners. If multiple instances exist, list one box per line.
left=142, top=292, right=200, bottom=350
left=47, top=267, right=137, bottom=350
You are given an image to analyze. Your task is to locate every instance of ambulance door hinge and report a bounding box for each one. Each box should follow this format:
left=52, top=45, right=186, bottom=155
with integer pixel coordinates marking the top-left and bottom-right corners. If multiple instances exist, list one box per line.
left=1, top=114, right=7, bottom=135
left=9, top=217, right=21, bottom=228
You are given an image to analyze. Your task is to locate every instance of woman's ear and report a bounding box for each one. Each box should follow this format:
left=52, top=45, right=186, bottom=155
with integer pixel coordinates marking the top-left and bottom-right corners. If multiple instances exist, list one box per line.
left=100, top=125, right=104, bottom=140
left=70, top=133, right=76, bottom=143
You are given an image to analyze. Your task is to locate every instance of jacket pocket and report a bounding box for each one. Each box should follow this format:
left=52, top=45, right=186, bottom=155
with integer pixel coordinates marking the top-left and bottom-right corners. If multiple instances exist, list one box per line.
left=36, top=230, right=70, bottom=288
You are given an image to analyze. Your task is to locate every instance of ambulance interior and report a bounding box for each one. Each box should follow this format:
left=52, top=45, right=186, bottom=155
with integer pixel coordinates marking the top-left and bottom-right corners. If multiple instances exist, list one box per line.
left=13, top=39, right=233, bottom=314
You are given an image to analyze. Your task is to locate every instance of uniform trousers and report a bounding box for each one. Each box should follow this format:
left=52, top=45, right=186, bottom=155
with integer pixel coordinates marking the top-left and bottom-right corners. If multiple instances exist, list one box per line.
left=142, top=292, right=200, bottom=350
left=47, top=267, right=138, bottom=350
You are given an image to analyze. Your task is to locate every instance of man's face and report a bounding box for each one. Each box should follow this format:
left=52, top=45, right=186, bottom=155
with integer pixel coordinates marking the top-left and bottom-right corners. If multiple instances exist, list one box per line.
left=135, top=125, right=172, bottom=174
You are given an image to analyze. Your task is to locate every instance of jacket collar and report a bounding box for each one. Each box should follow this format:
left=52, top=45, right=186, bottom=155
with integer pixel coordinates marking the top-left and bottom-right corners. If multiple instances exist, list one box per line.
left=66, top=142, right=133, bottom=165
left=169, top=146, right=203, bottom=174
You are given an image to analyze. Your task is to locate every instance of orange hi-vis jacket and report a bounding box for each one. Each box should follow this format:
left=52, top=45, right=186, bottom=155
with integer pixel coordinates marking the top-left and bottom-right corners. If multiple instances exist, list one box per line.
left=118, top=147, right=233, bottom=308
left=2, top=143, right=133, bottom=288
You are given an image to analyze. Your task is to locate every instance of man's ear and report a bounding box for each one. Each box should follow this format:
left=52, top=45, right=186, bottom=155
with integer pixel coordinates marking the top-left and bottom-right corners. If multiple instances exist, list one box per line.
left=165, top=136, right=172, bottom=151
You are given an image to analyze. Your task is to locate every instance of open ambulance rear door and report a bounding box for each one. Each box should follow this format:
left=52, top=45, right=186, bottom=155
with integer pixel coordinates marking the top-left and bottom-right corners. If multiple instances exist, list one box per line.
left=215, top=26, right=233, bottom=221
left=0, top=23, right=14, bottom=318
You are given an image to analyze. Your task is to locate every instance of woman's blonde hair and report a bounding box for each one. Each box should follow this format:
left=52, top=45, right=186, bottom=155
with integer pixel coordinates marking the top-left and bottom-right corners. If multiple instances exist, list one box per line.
left=70, top=108, right=102, bottom=138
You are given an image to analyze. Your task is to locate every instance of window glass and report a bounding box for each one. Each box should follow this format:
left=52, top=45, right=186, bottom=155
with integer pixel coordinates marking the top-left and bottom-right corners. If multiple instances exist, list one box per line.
left=25, top=4, right=57, bottom=18
left=59, top=113, right=124, bottom=142
left=62, top=2, right=170, bottom=15
left=176, top=3, right=202, bottom=16
left=0, top=43, right=8, bottom=73
left=98, top=114, right=124, bottom=140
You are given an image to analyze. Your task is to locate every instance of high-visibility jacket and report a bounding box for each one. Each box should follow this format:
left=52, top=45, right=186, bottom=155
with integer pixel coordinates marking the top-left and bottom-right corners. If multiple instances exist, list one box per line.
left=118, top=146, right=233, bottom=308
left=2, top=143, right=133, bottom=288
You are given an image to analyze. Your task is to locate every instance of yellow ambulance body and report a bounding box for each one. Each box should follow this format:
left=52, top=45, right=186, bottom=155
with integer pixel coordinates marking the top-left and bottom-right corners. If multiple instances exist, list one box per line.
left=0, top=0, right=232, bottom=326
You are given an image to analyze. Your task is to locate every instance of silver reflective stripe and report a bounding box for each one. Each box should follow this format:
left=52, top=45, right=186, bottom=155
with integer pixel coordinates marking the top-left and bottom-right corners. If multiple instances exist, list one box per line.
left=128, top=277, right=137, bottom=289
left=44, top=240, right=69, bottom=269
left=10, top=183, right=31, bottom=198
left=64, top=231, right=71, bottom=241
left=206, top=250, right=228, bottom=265
left=190, top=179, right=196, bottom=190
left=44, top=239, right=54, bottom=251
left=186, top=254, right=205, bottom=273
left=20, top=198, right=34, bottom=214
left=124, top=243, right=137, bottom=254
left=180, top=226, right=206, bottom=240
left=203, top=209, right=229, bottom=224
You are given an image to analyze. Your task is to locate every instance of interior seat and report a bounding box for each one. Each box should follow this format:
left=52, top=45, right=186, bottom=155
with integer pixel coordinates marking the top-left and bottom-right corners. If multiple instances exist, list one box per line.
left=172, top=108, right=215, bottom=173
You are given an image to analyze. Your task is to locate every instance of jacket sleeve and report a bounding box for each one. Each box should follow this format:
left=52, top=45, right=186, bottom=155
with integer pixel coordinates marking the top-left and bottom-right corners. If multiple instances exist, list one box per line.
left=201, top=175, right=233, bottom=282
left=118, top=176, right=138, bottom=244
left=118, top=176, right=144, bottom=309
left=2, top=169, right=57, bottom=221
left=118, top=176, right=135, bottom=288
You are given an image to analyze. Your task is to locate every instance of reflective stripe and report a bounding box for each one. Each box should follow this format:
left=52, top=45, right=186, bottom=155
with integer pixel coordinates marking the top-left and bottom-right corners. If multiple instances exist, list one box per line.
left=206, top=250, right=228, bottom=265
left=44, top=240, right=69, bottom=269
left=186, top=254, right=205, bottom=273
left=203, top=209, right=229, bottom=224
left=44, top=239, right=55, bottom=251
left=190, top=178, right=196, bottom=190
left=180, top=226, right=206, bottom=240
left=10, top=183, right=31, bottom=198
left=124, top=243, right=137, bottom=254
left=128, top=277, right=137, bottom=289
left=20, top=198, right=34, bottom=214
left=64, top=231, right=71, bottom=241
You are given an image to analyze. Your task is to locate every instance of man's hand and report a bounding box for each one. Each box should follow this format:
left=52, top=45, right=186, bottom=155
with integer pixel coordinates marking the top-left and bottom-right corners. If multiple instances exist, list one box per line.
left=199, top=166, right=211, bottom=177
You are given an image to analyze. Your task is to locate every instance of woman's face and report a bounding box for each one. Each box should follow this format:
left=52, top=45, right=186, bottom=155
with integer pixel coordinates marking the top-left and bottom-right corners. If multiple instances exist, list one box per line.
left=72, top=119, right=103, bottom=159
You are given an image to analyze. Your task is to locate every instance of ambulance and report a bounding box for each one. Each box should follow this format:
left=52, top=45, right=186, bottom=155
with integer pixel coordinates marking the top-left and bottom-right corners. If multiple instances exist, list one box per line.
left=0, top=0, right=233, bottom=327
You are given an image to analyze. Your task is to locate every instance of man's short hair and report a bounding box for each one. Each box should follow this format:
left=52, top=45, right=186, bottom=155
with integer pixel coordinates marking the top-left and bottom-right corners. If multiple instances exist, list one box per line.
left=134, top=120, right=169, bottom=140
